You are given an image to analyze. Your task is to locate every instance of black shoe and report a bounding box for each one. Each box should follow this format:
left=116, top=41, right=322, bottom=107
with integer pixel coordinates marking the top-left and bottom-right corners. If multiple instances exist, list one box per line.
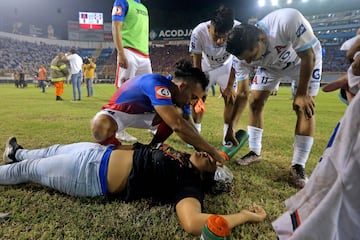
left=3, top=137, right=23, bottom=164
left=289, top=164, right=308, bottom=189
left=56, top=96, right=63, bottom=101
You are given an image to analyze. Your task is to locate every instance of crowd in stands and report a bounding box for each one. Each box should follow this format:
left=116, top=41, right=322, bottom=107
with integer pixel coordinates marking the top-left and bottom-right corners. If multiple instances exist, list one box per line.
left=0, top=37, right=68, bottom=78
left=0, top=36, right=192, bottom=80
left=0, top=35, right=353, bottom=81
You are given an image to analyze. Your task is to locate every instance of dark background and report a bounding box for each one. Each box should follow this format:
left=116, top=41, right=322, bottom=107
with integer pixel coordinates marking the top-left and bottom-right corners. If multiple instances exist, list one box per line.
left=0, top=0, right=359, bottom=39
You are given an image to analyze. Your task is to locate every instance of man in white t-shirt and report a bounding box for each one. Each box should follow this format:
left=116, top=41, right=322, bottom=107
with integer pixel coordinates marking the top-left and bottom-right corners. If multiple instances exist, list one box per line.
left=189, top=6, right=247, bottom=147
left=66, top=49, right=83, bottom=101
left=226, top=8, right=323, bottom=189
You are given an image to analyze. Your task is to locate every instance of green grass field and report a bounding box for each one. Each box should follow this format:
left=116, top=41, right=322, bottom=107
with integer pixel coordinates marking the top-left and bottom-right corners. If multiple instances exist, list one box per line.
left=0, top=83, right=347, bottom=239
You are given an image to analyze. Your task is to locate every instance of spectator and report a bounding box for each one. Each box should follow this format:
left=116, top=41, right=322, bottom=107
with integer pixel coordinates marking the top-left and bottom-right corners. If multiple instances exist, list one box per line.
left=37, top=64, right=47, bottom=93
left=66, top=49, right=83, bottom=101
left=13, top=70, right=20, bottom=88
left=83, top=57, right=96, bottom=97
left=50, top=53, right=69, bottom=101
left=18, top=68, right=26, bottom=88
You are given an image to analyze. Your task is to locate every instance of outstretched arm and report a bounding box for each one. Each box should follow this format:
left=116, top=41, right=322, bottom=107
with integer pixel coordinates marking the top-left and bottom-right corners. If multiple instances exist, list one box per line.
left=175, top=197, right=266, bottom=236
left=154, top=105, right=226, bottom=164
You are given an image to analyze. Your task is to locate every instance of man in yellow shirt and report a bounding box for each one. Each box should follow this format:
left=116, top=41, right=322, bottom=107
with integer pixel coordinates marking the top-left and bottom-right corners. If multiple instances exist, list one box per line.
left=83, top=57, right=96, bottom=97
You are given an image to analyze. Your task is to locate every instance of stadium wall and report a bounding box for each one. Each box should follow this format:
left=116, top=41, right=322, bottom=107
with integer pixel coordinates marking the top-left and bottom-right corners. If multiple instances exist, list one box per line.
left=0, top=31, right=114, bottom=49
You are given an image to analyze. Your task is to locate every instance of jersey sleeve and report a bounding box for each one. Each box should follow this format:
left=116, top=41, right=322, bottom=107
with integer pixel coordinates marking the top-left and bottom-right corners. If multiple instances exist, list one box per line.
left=112, top=0, right=129, bottom=22
left=189, top=24, right=204, bottom=55
left=233, top=56, right=252, bottom=81
left=283, top=9, right=318, bottom=53
left=142, top=75, right=174, bottom=107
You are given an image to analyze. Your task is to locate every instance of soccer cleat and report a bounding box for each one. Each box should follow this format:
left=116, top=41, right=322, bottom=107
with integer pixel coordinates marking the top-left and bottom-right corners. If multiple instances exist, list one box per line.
left=289, top=164, right=308, bottom=189
left=116, top=130, right=137, bottom=143
left=235, top=151, right=262, bottom=166
left=3, top=137, right=23, bottom=164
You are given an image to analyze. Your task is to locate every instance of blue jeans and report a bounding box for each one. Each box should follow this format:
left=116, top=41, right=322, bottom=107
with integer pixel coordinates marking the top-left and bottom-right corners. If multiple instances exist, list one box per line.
left=38, top=80, right=46, bottom=92
left=0, top=142, right=108, bottom=197
left=71, top=72, right=82, bottom=100
left=85, top=78, right=94, bottom=97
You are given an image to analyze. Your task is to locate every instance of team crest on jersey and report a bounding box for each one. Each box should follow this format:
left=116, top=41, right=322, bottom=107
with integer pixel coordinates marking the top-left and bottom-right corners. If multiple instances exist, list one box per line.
left=296, top=24, right=306, bottom=37
left=112, top=6, right=122, bottom=16
left=155, top=86, right=171, bottom=99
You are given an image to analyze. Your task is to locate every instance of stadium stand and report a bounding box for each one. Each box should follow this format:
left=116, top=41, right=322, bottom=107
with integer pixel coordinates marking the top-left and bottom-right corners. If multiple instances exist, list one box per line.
left=0, top=8, right=359, bottom=84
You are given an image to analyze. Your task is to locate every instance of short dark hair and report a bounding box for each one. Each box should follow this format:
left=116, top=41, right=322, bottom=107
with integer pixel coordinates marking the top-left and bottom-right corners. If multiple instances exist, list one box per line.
left=174, top=59, right=209, bottom=90
left=211, top=6, right=234, bottom=34
left=226, top=24, right=262, bottom=56
left=69, top=49, right=76, bottom=54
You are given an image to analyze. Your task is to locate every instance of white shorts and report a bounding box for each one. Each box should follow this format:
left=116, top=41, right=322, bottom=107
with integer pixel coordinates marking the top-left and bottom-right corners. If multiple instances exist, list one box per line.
left=94, top=109, right=156, bottom=134
left=205, top=58, right=237, bottom=92
left=251, top=60, right=322, bottom=97
left=115, top=48, right=152, bottom=88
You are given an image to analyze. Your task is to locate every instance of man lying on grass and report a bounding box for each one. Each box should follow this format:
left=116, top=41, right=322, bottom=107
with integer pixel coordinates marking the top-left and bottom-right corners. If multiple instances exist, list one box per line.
left=1, top=138, right=266, bottom=236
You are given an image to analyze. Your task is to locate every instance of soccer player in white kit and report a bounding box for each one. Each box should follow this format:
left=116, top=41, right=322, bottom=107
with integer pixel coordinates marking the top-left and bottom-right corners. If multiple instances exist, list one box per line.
left=189, top=6, right=247, bottom=146
left=226, top=8, right=323, bottom=188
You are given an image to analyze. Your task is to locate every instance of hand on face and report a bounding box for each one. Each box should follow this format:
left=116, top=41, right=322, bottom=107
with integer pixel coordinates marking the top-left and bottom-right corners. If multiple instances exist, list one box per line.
left=189, top=152, right=217, bottom=173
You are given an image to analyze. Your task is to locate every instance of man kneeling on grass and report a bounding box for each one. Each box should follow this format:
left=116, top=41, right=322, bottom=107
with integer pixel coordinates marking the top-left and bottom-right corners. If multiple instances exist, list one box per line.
left=1, top=137, right=266, bottom=236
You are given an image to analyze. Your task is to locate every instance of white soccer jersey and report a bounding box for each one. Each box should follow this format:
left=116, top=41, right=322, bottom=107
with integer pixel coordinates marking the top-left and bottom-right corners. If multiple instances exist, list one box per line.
left=235, top=8, right=322, bottom=80
left=189, top=20, right=241, bottom=72
left=272, top=91, right=360, bottom=239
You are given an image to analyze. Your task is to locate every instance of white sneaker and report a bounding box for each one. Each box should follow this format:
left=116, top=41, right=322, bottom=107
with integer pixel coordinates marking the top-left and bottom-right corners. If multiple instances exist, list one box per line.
left=116, top=130, right=137, bottom=143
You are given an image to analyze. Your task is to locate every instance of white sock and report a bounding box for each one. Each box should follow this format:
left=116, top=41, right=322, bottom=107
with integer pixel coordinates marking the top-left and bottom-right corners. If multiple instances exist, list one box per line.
left=223, top=124, right=229, bottom=141
left=248, top=126, right=263, bottom=155
left=292, top=135, right=314, bottom=167
left=194, top=123, right=201, bottom=133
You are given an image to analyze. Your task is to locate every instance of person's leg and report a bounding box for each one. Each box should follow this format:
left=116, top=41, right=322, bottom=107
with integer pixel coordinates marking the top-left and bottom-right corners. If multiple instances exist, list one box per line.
left=235, top=90, right=270, bottom=165
left=190, top=69, right=217, bottom=136
left=39, top=80, right=45, bottom=92
left=77, top=73, right=82, bottom=100
left=86, top=78, right=90, bottom=96
left=54, top=82, right=63, bottom=100
left=223, top=79, right=249, bottom=146
left=236, top=68, right=281, bottom=165
left=89, top=78, right=94, bottom=96
left=59, top=81, right=64, bottom=98
left=115, top=49, right=137, bottom=88
left=0, top=142, right=105, bottom=197
left=71, top=74, right=77, bottom=100
left=289, top=49, right=322, bottom=188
